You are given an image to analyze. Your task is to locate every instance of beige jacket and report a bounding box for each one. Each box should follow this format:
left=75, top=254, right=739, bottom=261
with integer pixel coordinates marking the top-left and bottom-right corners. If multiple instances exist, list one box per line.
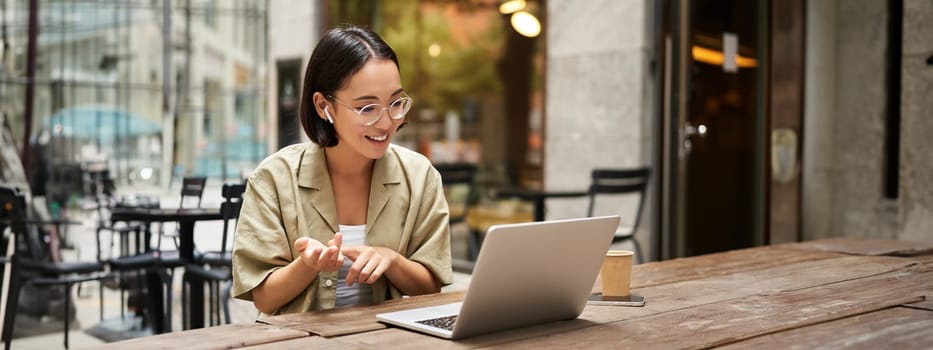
left=232, top=142, right=453, bottom=316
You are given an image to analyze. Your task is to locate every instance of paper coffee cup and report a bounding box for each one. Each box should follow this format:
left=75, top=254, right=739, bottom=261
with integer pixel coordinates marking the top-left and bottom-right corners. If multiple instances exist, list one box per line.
left=600, top=250, right=633, bottom=297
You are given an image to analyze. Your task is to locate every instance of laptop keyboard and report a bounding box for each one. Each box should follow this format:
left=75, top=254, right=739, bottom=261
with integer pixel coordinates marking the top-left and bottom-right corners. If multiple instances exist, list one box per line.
left=416, top=315, right=458, bottom=331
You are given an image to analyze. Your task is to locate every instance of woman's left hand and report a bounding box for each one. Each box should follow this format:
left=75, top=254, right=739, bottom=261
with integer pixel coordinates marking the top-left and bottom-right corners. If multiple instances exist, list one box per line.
left=341, top=246, right=399, bottom=286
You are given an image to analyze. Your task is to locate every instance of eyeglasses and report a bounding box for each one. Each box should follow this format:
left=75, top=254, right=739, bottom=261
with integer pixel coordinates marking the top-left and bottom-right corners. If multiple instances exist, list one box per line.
left=327, top=94, right=413, bottom=126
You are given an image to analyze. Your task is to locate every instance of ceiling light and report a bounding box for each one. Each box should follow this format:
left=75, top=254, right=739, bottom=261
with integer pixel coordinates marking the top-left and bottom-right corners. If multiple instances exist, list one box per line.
left=510, top=11, right=541, bottom=38
left=428, top=43, right=442, bottom=57
left=499, top=0, right=526, bottom=14
left=691, top=45, right=757, bottom=68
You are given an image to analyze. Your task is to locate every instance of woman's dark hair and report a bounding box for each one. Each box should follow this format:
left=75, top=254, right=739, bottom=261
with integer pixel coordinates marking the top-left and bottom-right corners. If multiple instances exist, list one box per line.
left=298, top=25, right=400, bottom=147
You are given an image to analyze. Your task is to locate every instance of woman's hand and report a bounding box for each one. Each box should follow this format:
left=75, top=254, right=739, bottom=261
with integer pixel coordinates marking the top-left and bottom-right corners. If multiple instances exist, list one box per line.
left=341, top=246, right=399, bottom=286
left=294, top=232, right=343, bottom=272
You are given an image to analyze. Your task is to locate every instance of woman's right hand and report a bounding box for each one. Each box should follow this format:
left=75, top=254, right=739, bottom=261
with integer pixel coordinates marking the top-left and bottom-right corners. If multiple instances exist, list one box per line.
left=294, top=232, right=343, bottom=272
left=253, top=233, right=345, bottom=314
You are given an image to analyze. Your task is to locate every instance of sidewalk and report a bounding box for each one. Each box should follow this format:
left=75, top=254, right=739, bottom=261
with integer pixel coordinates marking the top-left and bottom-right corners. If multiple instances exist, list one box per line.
left=7, top=178, right=473, bottom=349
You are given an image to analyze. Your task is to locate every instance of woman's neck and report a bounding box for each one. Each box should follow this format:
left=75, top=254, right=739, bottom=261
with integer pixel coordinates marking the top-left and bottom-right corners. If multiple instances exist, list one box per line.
left=324, top=144, right=375, bottom=177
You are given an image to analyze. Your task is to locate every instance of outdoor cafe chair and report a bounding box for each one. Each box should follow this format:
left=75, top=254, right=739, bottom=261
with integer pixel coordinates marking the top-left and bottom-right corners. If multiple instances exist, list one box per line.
left=163, top=176, right=207, bottom=248
left=182, top=183, right=245, bottom=327
left=586, top=167, right=650, bottom=263
left=94, top=179, right=184, bottom=331
left=94, top=177, right=147, bottom=261
left=1, top=185, right=111, bottom=349
left=434, top=163, right=481, bottom=272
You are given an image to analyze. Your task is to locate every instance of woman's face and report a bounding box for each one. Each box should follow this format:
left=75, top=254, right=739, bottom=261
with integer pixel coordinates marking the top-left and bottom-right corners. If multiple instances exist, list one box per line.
left=327, top=59, right=406, bottom=160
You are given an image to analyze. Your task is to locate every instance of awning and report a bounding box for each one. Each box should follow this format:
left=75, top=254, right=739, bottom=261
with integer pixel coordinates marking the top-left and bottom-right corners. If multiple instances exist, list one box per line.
left=44, top=105, right=161, bottom=141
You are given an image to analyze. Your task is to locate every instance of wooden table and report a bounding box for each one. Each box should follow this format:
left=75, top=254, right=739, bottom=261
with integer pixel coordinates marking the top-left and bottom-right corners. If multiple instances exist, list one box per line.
left=89, top=237, right=933, bottom=349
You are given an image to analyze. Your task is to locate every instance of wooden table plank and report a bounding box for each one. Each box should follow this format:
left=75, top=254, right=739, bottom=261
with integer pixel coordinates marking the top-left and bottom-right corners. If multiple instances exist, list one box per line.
left=915, top=254, right=933, bottom=269
left=336, top=318, right=610, bottom=350
left=777, top=237, right=933, bottom=257
left=714, top=307, right=933, bottom=349
left=903, top=298, right=933, bottom=311
left=83, top=323, right=310, bottom=350
left=331, top=255, right=920, bottom=349
left=504, top=269, right=933, bottom=349
left=628, top=246, right=843, bottom=289
left=238, top=335, right=367, bottom=350
left=259, top=291, right=465, bottom=337
left=588, top=255, right=918, bottom=322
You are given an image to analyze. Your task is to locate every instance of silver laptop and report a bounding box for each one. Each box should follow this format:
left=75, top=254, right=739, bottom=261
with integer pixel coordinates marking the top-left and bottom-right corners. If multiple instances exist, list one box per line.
left=376, top=215, right=620, bottom=339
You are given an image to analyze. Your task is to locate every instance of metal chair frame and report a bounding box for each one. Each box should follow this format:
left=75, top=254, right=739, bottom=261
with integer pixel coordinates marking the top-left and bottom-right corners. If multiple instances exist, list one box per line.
left=586, top=168, right=650, bottom=263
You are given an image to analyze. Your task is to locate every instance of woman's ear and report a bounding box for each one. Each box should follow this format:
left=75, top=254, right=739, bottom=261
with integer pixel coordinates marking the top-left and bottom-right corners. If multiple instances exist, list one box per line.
left=311, top=92, right=330, bottom=122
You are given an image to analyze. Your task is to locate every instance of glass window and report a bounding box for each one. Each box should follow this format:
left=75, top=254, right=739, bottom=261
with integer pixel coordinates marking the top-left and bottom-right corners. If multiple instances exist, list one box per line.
left=0, top=0, right=268, bottom=199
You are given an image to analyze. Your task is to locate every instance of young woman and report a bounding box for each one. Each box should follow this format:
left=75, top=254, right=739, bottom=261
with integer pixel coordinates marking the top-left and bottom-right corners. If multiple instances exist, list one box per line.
left=232, top=26, right=452, bottom=315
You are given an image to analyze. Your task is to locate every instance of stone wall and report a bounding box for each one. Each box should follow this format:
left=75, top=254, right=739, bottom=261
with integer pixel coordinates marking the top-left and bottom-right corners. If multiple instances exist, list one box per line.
left=544, top=1, right=652, bottom=246
left=802, top=0, right=836, bottom=240
left=898, top=0, right=933, bottom=242
left=831, top=0, right=899, bottom=239
left=804, top=0, right=932, bottom=243
left=266, top=0, right=319, bottom=150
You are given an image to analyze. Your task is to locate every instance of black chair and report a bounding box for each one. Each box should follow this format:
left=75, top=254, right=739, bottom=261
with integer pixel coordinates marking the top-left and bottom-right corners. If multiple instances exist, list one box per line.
left=95, top=177, right=146, bottom=261
left=194, top=183, right=245, bottom=267
left=434, top=163, right=480, bottom=272
left=586, top=168, right=650, bottom=263
left=182, top=183, right=245, bottom=328
left=179, top=177, right=207, bottom=208
left=164, top=176, right=207, bottom=248
left=1, top=186, right=110, bottom=349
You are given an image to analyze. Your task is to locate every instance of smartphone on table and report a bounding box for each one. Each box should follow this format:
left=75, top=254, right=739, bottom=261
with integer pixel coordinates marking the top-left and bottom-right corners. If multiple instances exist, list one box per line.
left=587, top=294, right=646, bottom=306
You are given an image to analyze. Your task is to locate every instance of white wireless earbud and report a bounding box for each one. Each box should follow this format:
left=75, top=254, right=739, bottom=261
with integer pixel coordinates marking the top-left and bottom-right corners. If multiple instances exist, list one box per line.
left=323, top=106, right=334, bottom=124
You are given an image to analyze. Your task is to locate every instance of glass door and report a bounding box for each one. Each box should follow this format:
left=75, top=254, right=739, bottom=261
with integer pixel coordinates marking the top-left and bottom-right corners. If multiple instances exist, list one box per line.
left=661, top=0, right=767, bottom=258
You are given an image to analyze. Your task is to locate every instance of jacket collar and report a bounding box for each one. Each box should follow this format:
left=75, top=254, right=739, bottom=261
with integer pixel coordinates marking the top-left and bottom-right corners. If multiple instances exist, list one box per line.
left=297, top=143, right=403, bottom=232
